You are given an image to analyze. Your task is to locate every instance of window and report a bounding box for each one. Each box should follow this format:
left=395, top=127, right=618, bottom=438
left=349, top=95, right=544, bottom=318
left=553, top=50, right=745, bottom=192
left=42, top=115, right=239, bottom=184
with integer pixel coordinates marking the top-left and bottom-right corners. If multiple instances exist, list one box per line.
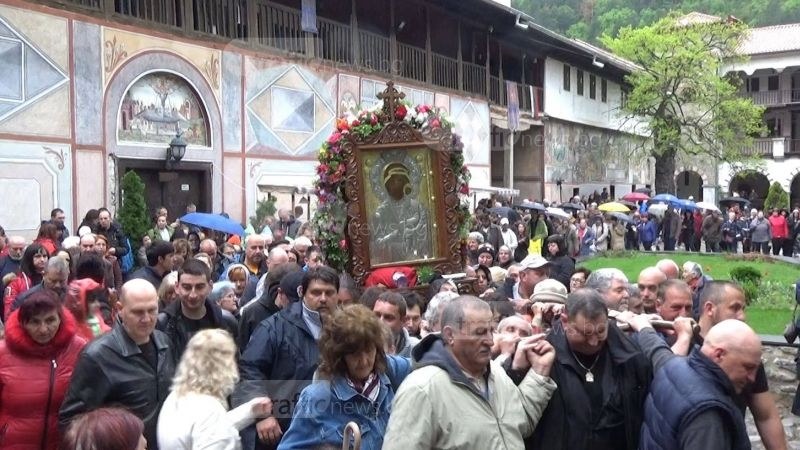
left=563, top=64, right=571, bottom=91
left=601, top=79, right=608, bottom=103
left=577, top=69, right=584, bottom=96
left=766, top=118, right=781, bottom=136
left=748, top=77, right=760, bottom=92
left=589, top=74, right=596, bottom=99
left=768, top=75, right=779, bottom=91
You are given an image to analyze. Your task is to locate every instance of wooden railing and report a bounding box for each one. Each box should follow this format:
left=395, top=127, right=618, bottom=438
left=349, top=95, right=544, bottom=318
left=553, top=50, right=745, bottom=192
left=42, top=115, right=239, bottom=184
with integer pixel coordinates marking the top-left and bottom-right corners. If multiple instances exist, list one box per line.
left=358, top=30, right=390, bottom=72
left=463, top=61, right=486, bottom=96
left=746, top=89, right=800, bottom=106
left=254, top=1, right=305, bottom=54
left=741, top=138, right=775, bottom=157
left=397, top=43, right=426, bottom=83
left=193, top=0, right=244, bottom=39
left=788, top=139, right=800, bottom=155
left=63, top=0, right=101, bottom=9
left=114, top=0, right=181, bottom=27
left=432, top=53, right=458, bottom=91
left=316, top=17, right=352, bottom=64
left=55, top=0, right=544, bottom=115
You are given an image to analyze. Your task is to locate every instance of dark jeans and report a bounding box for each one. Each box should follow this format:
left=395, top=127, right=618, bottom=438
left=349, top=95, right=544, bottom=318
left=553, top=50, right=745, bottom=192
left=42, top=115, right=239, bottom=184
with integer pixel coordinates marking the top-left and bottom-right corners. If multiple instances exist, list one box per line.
left=753, top=241, right=770, bottom=254
left=772, top=238, right=784, bottom=256
left=784, top=238, right=795, bottom=257
left=692, top=235, right=702, bottom=252
left=641, top=241, right=653, bottom=251
left=742, top=238, right=752, bottom=254
left=705, top=240, right=720, bottom=253
left=664, top=238, right=676, bottom=251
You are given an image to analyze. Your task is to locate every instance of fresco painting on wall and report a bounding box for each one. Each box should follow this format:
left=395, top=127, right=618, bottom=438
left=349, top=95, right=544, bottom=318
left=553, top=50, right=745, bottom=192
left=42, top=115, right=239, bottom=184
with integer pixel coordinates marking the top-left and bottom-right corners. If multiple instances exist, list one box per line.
left=118, top=72, right=209, bottom=146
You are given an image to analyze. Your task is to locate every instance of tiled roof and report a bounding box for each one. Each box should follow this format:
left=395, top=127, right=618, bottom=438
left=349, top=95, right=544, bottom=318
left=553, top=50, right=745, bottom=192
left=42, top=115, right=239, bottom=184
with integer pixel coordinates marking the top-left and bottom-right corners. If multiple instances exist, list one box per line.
left=738, top=23, right=800, bottom=55
left=675, top=12, right=724, bottom=26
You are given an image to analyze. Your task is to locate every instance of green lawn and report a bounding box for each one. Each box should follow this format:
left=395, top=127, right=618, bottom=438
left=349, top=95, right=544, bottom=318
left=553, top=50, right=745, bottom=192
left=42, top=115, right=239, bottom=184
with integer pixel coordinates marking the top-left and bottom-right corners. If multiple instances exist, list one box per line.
left=580, top=252, right=800, bottom=285
left=579, top=252, right=800, bottom=335
left=746, top=307, right=793, bottom=335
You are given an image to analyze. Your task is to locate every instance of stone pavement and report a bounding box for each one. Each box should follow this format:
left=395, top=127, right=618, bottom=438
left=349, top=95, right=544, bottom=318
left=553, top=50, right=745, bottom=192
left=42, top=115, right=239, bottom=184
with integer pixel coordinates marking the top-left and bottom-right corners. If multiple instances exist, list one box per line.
left=747, top=345, right=800, bottom=449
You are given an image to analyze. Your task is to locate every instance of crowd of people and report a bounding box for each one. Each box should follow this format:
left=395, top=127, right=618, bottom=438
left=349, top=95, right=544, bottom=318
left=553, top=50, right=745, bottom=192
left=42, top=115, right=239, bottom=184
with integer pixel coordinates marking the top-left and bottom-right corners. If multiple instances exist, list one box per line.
left=0, top=198, right=794, bottom=450
left=497, top=194, right=800, bottom=258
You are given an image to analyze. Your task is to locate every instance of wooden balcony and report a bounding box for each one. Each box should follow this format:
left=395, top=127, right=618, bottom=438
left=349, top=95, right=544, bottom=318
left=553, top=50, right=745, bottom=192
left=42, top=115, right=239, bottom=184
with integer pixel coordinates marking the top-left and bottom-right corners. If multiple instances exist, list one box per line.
left=54, top=0, right=544, bottom=117
left=741, top=138, right=775, bottom=157
left=745, top=89, right=800, bottom=107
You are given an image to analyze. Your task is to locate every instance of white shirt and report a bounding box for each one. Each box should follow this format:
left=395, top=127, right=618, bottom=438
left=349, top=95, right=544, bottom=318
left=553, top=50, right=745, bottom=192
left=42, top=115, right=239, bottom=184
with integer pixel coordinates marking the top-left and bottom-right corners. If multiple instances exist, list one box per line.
left=157, top=392, right=261, bottom=450
left=500, top=229, right=518, bottom=251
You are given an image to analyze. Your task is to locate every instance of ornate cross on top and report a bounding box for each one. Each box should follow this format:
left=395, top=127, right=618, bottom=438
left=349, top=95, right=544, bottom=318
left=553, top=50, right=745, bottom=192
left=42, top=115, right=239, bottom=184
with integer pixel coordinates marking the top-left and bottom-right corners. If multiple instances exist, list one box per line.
left=377, top=81, right=406, bottom=122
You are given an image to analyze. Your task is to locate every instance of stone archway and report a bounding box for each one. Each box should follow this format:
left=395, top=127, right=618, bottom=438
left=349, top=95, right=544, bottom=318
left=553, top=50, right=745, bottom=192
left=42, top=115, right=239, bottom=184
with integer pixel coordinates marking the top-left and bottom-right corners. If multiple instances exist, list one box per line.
left=675, top=170, right=703, bottom=201
left=791, top=173, right=800, bottom=210
left=729, top=170, right=770, bottom=209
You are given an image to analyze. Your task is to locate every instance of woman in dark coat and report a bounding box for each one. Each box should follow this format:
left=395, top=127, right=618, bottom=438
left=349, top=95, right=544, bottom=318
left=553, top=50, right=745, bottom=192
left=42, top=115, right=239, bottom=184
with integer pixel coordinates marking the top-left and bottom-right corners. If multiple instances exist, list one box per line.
left=545, top=234, right=575, bottom=288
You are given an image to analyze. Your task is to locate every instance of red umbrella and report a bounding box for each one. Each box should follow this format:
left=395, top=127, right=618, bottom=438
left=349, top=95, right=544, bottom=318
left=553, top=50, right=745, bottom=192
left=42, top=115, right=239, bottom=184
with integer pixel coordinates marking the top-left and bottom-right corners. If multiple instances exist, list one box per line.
left=622, top=192, right=650, bottom=202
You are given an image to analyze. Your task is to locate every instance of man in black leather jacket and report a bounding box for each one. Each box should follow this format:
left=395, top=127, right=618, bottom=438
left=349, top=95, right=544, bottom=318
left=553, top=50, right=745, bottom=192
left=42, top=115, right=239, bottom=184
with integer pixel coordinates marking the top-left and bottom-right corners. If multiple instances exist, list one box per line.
left=156, top=259, right=238, bottom=360
left=59, top=278, right=176, bottom=450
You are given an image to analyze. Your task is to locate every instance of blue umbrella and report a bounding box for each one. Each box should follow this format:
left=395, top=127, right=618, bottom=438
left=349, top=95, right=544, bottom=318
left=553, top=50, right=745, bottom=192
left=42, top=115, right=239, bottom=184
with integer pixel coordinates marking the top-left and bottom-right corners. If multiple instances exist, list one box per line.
left=651, top=193, right=680, bottom=203
left=179, top=212, right=245, bottom=236
left=517, top=201, right=546, bottom=212
left=676, top=199, right=697, bottom=210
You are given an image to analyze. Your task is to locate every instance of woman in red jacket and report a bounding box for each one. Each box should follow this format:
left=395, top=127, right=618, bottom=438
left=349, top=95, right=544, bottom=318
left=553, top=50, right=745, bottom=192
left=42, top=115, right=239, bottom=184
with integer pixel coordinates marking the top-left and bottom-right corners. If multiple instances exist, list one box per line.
left=0, top=289, right=87, bottom=449
left=768, top=209, right=789, bottom=256
left=34, top=223, right=59, bottom=256
left=4, top=243, right=49, bottom=320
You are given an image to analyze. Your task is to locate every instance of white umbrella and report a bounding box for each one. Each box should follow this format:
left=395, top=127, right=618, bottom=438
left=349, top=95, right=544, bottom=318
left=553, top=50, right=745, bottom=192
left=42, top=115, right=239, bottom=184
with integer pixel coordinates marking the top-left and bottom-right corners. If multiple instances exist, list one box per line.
left=646, top=203, right=667, bottom=218
left=546, top=207, right=571, bottom=219
left=696, top=201, right=721, bottom=212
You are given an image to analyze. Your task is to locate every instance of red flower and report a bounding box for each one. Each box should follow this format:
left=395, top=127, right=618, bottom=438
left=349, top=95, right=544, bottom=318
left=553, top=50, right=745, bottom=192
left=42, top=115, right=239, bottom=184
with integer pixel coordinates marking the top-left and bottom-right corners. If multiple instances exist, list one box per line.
left=395, top=105, right=407, bottom=121
left=351, top=120, right=360, bottom=127
left=430, top=118, right=441, bottom=128
left=317, top=164, right=329, bottom=174
left=339, top=239, right=348, bottom=250
left=328, top=132, right=342, bottom=145
left=336, top=118, right=350, bottom=131
left=370, top=114, right=378, bottom=125
left=459, top=184, right=470, bottom=195
left=417, top=105, right=429, bottom=113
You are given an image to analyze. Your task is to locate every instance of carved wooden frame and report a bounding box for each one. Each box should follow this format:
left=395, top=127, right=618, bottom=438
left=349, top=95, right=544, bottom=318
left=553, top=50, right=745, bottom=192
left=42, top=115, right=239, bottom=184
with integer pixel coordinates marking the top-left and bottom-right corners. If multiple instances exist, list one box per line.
left=342, top=82, right=462, bottom=285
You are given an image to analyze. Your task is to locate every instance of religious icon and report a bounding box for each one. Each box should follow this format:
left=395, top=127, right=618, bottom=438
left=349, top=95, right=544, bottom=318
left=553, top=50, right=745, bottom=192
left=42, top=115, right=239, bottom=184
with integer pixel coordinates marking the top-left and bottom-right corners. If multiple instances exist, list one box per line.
left=365, top=148, right=436, bottom=266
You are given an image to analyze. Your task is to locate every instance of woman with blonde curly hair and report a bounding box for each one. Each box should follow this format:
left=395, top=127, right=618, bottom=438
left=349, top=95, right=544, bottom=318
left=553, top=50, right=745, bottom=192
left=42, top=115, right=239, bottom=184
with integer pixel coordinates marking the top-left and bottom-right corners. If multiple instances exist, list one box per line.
left=278, top=305, right=412, bottom=450
left=156, top=329, right=271, bottom=450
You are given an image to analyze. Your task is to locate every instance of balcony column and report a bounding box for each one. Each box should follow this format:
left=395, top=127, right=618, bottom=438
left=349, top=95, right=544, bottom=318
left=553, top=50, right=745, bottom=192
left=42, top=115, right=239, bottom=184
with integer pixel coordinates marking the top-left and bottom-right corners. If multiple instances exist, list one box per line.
left=773, top=137, right=786, bottom=160
left=389, top=0, right=398, bottom=77
left=351, top=0, right=360, bottom=66
left=457, top=20, right=463, bottom=91
left=425, top=4, right=432, bottom=84
left=485, top=34, right=490, bottom=99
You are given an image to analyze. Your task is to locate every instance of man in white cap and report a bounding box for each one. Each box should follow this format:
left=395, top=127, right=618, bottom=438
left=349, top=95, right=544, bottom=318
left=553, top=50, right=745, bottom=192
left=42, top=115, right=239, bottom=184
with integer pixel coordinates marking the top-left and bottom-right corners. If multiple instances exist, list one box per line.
left=513, top=255, right=550, bottom=303
left=499, top=217, right=518, bottom=252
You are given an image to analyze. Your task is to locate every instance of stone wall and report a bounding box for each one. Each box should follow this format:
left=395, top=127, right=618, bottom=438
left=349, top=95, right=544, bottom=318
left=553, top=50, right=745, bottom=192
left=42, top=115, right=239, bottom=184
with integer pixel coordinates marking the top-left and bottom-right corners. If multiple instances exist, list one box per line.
left=747, top=345, right=800, bottom=449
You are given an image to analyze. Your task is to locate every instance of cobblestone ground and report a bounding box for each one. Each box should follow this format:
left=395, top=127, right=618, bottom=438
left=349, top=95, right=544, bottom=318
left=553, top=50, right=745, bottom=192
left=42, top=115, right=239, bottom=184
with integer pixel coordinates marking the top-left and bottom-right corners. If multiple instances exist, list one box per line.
left=747, top=346, right=800, bottom=450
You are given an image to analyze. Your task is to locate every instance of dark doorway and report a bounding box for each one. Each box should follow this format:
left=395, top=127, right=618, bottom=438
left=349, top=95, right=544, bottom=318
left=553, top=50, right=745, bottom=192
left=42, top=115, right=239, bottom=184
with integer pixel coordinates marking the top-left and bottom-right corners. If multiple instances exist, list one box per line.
left=675, top=171, right=703, bottom=201
left=729, top=170, right=770, bottom=210
left=117, top=159, right=212, bottom=223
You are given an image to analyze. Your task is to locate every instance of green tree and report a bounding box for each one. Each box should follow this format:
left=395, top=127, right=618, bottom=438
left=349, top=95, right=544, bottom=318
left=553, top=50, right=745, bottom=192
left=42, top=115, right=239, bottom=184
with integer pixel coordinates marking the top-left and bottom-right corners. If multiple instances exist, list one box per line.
left=602, top=16, right=764, bottom=194
left=249, top=196, right=277, bottom=230
left=117, top=170, right=150, bottom=246
left=764, top=182, right=789, bottom=211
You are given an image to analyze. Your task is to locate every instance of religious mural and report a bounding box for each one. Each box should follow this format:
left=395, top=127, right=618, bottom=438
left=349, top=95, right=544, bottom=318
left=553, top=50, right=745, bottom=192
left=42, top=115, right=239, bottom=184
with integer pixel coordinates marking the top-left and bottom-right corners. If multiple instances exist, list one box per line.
left=364, top=148, right=437, bottom=265
left=118, top=72, right=209, bottom=146
left=544, top=119, right=645, bottom=185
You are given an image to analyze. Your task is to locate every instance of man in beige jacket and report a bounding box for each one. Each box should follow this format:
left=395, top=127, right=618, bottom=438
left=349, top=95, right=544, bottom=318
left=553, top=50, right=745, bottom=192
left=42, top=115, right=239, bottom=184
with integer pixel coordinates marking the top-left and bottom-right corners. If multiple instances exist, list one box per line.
left=382, top=296, right=556, bottom=449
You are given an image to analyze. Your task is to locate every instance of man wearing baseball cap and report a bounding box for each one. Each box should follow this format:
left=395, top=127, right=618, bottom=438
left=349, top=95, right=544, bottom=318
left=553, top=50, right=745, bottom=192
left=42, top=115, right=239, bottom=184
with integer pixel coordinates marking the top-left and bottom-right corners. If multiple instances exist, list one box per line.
left=513, top=255, right=551, bottom=302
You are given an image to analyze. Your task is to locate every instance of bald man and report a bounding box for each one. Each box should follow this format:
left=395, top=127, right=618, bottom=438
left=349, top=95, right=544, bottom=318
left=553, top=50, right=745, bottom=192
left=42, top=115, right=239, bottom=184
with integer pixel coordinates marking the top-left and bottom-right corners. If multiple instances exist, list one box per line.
left=0, top=236, right=24, bottom=294
left=251, top=247, right=290, bottom=303
left=628, top=316, right=762, bottom=450
left=637, top=267, right=666, bottom=314
left=655, top=259, right=680, bottom=280
left=60, top=279, right=176, bottom=450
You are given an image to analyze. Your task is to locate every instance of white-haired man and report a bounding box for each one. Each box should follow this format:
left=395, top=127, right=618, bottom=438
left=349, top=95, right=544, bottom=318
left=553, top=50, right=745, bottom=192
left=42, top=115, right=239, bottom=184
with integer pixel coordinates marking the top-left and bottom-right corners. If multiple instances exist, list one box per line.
left=586, top=267, right=630, bottom=311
